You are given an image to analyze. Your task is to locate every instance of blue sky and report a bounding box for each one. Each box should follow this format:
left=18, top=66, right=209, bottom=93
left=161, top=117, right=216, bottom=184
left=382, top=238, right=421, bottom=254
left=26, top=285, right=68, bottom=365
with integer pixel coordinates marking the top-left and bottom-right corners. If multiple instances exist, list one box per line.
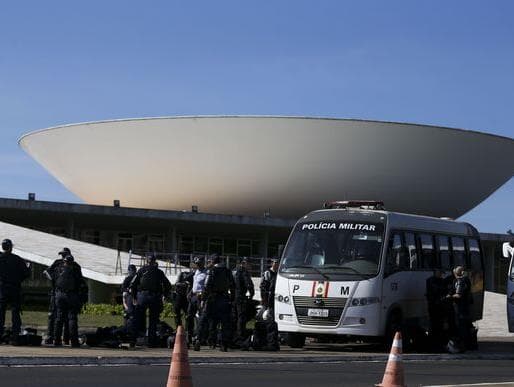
left=0, top=0, right=513, bottom=232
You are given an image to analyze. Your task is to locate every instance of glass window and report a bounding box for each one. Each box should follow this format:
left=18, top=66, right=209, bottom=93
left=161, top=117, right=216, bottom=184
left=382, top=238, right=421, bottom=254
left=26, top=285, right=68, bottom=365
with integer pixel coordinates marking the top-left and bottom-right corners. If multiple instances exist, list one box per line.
left=468, top=239, right=482, bottom=273
left=451, top=237, right=466, bottom=267
left=419, top=234, right=436, bottom=269
left=437, top=235, right=452, bottom=271
left=208, top=238, right=223, bottom=255
left=404, top=233, right=418, bottom=270
left=224, top=239, right=237, bottom=255
left=281, top=222, right=385, bottom=276
left=194, top=237, right=208, bottom=253
left=386, top=233, right=406, bottom=273
left=238, top=240, right=252, bottom=257
left=179, top=236, right=193, bottom=253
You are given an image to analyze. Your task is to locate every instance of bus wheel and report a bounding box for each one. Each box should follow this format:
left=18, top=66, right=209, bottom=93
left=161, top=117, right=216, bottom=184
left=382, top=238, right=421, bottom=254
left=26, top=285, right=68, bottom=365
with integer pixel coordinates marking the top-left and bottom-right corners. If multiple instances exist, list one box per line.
left=287, top=333, right=306, bottom=348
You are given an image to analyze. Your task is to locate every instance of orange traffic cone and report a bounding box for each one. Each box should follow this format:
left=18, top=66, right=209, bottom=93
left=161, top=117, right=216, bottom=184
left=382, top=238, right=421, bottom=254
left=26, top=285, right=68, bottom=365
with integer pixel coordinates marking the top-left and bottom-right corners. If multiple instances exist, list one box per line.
left=376, top=331, right=406, bottom=387
left=166, top=326, right=193, bottom=387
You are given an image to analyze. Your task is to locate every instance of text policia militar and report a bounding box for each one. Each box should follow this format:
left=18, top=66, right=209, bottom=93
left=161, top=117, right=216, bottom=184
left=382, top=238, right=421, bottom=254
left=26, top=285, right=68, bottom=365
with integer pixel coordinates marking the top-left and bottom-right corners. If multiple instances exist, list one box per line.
left=301, top=222, right=376, bottom=231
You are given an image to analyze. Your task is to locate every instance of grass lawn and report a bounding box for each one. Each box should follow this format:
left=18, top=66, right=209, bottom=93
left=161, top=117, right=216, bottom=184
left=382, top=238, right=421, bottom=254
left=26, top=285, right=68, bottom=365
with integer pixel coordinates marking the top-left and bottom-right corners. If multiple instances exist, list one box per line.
left=6, top=310, right=176, bottom=331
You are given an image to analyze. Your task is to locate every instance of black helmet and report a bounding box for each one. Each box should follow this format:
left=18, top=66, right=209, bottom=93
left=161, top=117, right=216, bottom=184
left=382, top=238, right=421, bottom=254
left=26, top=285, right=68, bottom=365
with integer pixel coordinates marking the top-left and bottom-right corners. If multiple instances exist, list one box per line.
left=58, top=247, right=71, bottom=257
left=193, top=256, right=204, bottom=265
left=210, top=254, right=221, bottom=264
left=1, top=239, right=13, bottom=250
left=128, top=264, right=137, bottom=274
left=64, top=255, right=74, bottom=263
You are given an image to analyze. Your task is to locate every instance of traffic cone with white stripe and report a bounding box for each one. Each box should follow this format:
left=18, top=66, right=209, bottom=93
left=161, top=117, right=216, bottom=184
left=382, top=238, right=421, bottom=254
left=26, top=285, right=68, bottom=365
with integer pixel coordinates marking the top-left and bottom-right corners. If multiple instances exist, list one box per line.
left=166, top=325, right=193, bottom=387
left=376, top=331, right=406, bottom=387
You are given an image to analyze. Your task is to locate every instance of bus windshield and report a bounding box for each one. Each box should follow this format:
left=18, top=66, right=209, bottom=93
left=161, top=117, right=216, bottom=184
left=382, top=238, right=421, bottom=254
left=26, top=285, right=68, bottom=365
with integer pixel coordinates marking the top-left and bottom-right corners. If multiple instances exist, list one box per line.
left=280, top=221, right=385, bottom=276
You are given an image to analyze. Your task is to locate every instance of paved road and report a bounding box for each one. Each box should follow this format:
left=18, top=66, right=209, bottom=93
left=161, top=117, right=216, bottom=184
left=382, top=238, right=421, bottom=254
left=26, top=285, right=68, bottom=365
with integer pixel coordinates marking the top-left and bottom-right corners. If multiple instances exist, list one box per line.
left=1, top=360, right=514, bottom=387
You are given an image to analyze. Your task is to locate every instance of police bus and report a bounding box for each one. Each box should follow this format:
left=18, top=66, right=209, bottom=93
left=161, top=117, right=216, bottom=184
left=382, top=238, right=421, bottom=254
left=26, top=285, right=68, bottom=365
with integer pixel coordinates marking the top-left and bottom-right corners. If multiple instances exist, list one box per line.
left=274, top=201, right=485, bottom=348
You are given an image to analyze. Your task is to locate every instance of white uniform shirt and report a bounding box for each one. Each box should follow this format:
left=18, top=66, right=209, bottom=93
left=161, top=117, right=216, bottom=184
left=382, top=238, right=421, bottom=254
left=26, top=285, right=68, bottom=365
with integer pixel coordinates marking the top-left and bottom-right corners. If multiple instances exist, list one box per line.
left=192, top=268, right=208, bottom=293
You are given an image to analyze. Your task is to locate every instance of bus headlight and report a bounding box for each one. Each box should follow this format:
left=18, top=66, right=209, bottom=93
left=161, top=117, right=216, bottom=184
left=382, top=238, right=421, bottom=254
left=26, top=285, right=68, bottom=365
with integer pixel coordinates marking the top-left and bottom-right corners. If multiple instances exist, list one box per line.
left=349, top=297, right=380, bottom=306
left=276, top=294, right=291, bottom=304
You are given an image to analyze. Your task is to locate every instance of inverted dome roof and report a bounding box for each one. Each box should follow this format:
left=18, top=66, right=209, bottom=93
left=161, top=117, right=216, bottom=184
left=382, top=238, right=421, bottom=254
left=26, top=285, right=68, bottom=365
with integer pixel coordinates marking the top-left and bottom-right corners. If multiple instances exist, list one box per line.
left=19, top=116, right=514, bottom=219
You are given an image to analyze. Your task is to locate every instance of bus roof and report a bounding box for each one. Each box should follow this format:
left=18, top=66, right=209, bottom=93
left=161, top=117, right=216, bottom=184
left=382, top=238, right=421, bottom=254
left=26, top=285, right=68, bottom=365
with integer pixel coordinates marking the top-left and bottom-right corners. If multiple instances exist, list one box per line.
left=302, top=209, right=479, bottom=238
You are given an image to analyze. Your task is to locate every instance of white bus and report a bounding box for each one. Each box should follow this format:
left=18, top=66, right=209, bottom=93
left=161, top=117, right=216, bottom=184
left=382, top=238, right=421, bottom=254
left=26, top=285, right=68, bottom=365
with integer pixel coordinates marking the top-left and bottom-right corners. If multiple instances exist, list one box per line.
left=275, top=201, right=485, bottom=348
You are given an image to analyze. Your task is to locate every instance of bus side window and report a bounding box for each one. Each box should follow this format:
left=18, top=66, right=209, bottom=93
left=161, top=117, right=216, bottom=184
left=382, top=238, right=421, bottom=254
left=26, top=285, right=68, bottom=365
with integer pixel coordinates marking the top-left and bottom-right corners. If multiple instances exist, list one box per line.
left=419, top=234, right=436, bottom=269
left=437, top=235, right=452, bottom=271
left=404, top=232, right=418, bottom=270
left=451, top=237, right=466, bottom=268
left=468, top=239, right=482, bottom=276
left=386, top=233, right=406, bottom=274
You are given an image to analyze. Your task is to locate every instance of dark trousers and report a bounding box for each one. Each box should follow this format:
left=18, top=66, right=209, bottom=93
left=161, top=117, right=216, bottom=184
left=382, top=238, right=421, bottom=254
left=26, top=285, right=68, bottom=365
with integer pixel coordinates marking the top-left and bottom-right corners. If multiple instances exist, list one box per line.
left=0, top=287, right=22, bottom=336
left=47, top=291, right=69, bottom=342
left=173, top=295, right=188, bottom=328
left=235, top=297, right=249, bottom=339
left=187, top=295, right=200, bottom=340
left=54, top=291, right=80, bottom=345
left=135, top=291, right=163, bottom=345
left=428, top=303, right=445, bottom=347
left=199, top=294, right=232, bottom=347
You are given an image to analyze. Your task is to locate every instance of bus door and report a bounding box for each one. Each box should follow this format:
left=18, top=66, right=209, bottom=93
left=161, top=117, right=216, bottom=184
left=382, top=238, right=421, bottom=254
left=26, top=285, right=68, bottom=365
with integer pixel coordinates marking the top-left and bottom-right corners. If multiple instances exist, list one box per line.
left=382, top=232, right=410, bottom=327
left=504, top=242, right=514, bottom=332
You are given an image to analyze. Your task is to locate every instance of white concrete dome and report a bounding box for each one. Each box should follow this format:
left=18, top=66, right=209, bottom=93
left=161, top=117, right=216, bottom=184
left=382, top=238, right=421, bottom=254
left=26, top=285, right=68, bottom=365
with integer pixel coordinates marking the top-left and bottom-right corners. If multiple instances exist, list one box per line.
left=19, top=116, right=514, bottom=219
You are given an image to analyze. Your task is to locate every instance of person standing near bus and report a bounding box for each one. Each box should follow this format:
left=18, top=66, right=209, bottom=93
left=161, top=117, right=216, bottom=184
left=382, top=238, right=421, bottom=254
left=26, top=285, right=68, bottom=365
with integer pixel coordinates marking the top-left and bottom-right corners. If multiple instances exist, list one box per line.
left=0, top=239, right=31, bottom=344
left=426, top=268, right=447, bottom=350
left=448, top=266, right=473, bottom=351
left=260, top=258, right=279, bottom=311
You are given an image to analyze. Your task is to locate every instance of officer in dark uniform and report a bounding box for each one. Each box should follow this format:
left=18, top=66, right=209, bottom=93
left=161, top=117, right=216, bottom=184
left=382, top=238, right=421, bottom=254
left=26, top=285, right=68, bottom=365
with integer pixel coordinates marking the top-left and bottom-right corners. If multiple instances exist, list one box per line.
left=194, top=255, right=235, bottom=352
left=43, top=247, right=71, bottom=345
left=121, top=264, right=137, bottom=333
left=425, top=268, right=447, bottom=350
left=53, top=254, right=84, bottom=347
left=260, top=258, right=279, bottom=312
left=130, top=255, right=172, bottom=347
left=233, top=258, right=254, bottom=341
left=173, top=269, right=193, bottom=328
left=448, top=266, right=473, bottom=351
left=0, top=239, right=31, bottom=344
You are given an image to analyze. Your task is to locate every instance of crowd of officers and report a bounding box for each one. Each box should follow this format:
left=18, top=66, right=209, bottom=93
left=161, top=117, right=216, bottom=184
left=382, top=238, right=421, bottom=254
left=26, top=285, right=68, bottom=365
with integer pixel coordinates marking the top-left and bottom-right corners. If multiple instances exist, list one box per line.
left=122, top=254, right=278, bottom=351
left=0, top=239, right=476, bottom=353
left=426, top=265, right=476, bottom=353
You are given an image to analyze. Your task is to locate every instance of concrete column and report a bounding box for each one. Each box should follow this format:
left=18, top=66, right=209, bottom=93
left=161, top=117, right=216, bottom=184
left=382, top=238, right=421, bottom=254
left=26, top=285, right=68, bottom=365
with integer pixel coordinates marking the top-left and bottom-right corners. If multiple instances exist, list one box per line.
left=166, top=226, right=177, bottom=252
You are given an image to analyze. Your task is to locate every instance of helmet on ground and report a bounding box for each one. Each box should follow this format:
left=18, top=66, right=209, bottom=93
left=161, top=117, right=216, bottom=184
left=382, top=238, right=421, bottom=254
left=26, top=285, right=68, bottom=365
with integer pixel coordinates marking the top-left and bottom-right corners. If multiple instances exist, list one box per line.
left=262, top=308, right=273, bottom=321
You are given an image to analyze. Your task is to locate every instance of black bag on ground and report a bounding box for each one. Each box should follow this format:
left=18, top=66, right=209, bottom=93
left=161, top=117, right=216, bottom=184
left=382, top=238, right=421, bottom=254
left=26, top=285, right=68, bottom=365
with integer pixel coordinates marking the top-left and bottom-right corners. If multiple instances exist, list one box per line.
left=264, top=321, right=280, bottom=351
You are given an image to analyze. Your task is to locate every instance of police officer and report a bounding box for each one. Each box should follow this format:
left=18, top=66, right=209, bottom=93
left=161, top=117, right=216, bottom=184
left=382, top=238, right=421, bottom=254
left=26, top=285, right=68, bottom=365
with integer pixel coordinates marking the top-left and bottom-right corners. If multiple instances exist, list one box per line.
left=233, top=258, right=254, bottom=341
left=53, top=255, right=84, bottom=347
left=43, top=247, right=71, bottom=345
left=448, top=266, right=473, bottom=351
left=425, top=268, right=447, bottom=350
left=173, top=269, right=193, bottom=328
left=0, top=239, right=30, bottom=344
left=188, top=257, right=208, bottom=346
left=194, top=255, right=235, bottom=352
left=121, top=264, right=137, bottom=333
left=130, top=255, right=172, bottom=347
left=260, top=258, right=279, bottom=312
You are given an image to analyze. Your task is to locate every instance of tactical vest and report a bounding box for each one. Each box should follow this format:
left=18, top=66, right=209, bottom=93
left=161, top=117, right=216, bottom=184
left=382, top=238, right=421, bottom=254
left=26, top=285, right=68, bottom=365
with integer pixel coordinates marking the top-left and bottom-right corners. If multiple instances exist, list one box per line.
left=210, top=267, right=231, bottom=293
left=139, top=266, right=162, bottom=293
left=55, top=265, right=77, bottom=292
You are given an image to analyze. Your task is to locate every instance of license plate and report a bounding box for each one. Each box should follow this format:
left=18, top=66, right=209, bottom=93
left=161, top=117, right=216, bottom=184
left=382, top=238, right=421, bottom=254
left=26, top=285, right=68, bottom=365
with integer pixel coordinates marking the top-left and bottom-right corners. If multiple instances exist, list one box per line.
left=307, top=308, right=329, bottom=318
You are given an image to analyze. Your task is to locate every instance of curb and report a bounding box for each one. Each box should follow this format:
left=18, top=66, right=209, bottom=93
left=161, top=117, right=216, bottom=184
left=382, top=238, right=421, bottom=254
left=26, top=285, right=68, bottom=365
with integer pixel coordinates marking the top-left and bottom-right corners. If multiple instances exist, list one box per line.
left=2, top=352, right=514, bottom=366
